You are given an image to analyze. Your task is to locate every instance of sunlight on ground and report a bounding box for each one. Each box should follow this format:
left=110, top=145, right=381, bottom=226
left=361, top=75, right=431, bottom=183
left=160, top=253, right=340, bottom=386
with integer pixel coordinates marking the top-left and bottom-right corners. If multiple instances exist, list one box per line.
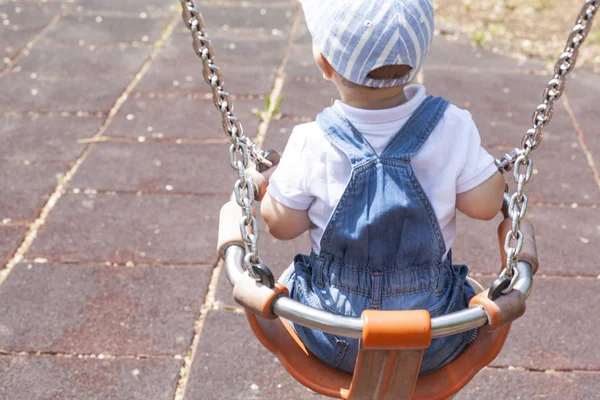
left=434, top=0, right=600, bottom=72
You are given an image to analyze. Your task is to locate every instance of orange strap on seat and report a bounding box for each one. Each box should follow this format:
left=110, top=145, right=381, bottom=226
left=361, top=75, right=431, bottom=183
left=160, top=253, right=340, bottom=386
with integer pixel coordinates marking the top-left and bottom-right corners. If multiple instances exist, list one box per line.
left=345, top=310, right=432, bottom=399
left=233, top=271, right=288, bottom=320
left=362, top=310, right=432, bottom=350
left=349, top=347, right=425, bottom=400
left=469, top=289, right=526, bottom=331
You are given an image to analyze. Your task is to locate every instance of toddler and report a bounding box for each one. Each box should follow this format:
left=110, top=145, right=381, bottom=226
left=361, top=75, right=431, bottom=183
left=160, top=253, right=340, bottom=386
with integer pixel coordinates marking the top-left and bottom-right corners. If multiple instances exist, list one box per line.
left=260, top=0, right=505, bottom=375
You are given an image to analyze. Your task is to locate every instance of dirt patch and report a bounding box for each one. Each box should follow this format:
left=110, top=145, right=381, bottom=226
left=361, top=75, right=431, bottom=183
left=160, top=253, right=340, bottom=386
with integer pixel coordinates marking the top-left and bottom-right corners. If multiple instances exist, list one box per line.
left=434, top=0, right=600, bottom=72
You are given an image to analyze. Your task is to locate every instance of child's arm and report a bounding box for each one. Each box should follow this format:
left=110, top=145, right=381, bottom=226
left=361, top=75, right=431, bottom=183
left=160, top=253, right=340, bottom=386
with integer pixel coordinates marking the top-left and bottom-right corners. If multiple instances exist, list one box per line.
left=452, top=107, right=506, bottom=221
left=258, top=125, right=314, bottom=240
left=456, top=171, right=505, bottom=220
left=261, top=193, right=312, bottom=240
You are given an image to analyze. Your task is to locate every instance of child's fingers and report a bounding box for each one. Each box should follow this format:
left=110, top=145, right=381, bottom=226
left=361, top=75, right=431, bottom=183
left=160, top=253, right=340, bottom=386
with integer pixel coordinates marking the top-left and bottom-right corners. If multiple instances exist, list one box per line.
left=261, top=165, right=277, bottom=181
left=245, top=167, right=277, bottom=201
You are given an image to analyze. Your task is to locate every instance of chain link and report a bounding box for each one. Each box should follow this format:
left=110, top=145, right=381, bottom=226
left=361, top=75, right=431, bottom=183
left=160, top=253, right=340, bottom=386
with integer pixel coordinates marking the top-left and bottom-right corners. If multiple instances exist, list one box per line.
left=180, top=0, right=274, bottom=285
left=495, top=0, right=597, bottom=291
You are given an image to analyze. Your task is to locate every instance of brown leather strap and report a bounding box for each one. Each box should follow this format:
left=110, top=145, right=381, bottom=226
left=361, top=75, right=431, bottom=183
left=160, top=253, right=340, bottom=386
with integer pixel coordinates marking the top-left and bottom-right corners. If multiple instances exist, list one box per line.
left=498, top=217, right=539, bottom=275
left=216, top=201, right=245, bottom=260
left=348, top=347, right=424, bottom=400
left=469, top=289, right=526, bottom=331
left=233, top=271, right=288, bottom=320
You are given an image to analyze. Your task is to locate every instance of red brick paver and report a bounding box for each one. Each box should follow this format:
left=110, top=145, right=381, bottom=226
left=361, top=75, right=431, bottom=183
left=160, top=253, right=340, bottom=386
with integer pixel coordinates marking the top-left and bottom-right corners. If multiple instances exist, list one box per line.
left=0, top=263, right=211, bottom=355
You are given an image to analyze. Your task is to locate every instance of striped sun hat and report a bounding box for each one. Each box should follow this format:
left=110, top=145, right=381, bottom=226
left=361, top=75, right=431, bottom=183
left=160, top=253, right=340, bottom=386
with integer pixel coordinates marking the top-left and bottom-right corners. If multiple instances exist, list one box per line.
left=299, top=0, right=434, bottom=88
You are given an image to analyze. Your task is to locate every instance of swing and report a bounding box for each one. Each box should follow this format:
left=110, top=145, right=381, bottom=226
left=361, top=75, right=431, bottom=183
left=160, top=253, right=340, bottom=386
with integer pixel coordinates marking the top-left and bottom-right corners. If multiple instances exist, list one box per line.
left=179, top=1, right=597, bottom=398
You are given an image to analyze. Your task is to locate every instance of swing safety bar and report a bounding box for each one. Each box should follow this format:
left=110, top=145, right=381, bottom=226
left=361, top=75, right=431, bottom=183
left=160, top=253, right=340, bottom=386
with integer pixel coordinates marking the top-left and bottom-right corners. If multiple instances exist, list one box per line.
left=223, top=245, right=532, bottom=340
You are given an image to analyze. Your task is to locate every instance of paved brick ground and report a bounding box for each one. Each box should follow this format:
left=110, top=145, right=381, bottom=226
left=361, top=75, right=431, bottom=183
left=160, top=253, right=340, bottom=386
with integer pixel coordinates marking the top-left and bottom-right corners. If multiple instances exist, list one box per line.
left=1, top=1, right=599, bottom=399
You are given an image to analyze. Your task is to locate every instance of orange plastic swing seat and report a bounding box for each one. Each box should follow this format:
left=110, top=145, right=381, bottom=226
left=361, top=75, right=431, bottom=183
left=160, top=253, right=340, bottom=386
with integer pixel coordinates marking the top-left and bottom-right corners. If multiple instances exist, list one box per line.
left=246, top=310, right=510, bottom=400
left=219, top=199, right=536, bottom=400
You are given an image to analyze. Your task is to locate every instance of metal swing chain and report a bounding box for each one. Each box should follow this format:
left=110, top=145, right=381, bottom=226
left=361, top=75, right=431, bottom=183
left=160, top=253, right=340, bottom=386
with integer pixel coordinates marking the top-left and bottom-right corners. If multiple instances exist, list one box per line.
left=179, top=0, right=275, bottom=286
left=491, top=0, right=598, bottom=298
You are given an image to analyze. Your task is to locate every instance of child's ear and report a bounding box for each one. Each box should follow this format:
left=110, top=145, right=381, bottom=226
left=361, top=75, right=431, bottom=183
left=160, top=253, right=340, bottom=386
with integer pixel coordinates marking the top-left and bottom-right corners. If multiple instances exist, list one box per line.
left=312, top=44, right=334, bottom=81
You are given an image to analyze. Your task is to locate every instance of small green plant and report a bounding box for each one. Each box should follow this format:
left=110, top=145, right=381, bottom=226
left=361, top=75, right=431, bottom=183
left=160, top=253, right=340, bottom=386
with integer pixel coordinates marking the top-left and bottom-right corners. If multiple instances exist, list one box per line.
left=472, top=30, right=486, bottom=47
left=253, top=95, right=284, bottom=122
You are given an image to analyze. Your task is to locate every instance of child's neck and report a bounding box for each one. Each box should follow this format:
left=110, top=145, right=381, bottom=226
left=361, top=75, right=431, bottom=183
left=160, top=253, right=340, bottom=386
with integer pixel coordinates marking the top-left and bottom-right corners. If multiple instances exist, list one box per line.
left=336, top=83, right=409, bottom=110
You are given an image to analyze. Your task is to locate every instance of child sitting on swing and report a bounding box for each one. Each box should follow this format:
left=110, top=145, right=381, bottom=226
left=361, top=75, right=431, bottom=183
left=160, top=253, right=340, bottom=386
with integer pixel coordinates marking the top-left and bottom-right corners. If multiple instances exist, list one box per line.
left=260, top=0, right=505, bottom=375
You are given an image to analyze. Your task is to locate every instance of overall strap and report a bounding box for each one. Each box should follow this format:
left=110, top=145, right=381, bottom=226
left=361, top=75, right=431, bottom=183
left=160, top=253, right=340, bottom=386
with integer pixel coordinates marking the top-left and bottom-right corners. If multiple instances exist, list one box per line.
left=316, top=106, right=378, bottom=166
left=381, top=96, right=450, bottom=159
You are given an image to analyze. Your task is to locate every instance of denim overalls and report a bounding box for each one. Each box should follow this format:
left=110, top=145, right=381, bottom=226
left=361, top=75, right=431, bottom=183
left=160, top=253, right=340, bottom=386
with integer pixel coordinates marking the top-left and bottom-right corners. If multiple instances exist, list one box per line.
left=279, top=96, right=477, bottom=375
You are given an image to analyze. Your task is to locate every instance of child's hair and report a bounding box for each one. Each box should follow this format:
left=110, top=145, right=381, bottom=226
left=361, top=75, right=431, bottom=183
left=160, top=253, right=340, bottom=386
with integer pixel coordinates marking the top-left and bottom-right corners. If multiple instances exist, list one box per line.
left=339, top=64, right=413, bottom=89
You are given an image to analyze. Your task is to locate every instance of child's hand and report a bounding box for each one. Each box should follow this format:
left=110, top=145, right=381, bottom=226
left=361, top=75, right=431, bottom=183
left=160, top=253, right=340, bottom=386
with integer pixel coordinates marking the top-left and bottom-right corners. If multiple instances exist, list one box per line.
left=260, top=164, right=277, bottom=182
left=245, top=164, right=278, bottom=201
left=250, top=149, right=280, bottom=200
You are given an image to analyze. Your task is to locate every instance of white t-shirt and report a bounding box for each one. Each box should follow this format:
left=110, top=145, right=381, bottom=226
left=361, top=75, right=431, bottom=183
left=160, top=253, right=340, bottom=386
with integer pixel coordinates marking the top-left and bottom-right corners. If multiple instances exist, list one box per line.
left=267, top=85, right=498, bottom=256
